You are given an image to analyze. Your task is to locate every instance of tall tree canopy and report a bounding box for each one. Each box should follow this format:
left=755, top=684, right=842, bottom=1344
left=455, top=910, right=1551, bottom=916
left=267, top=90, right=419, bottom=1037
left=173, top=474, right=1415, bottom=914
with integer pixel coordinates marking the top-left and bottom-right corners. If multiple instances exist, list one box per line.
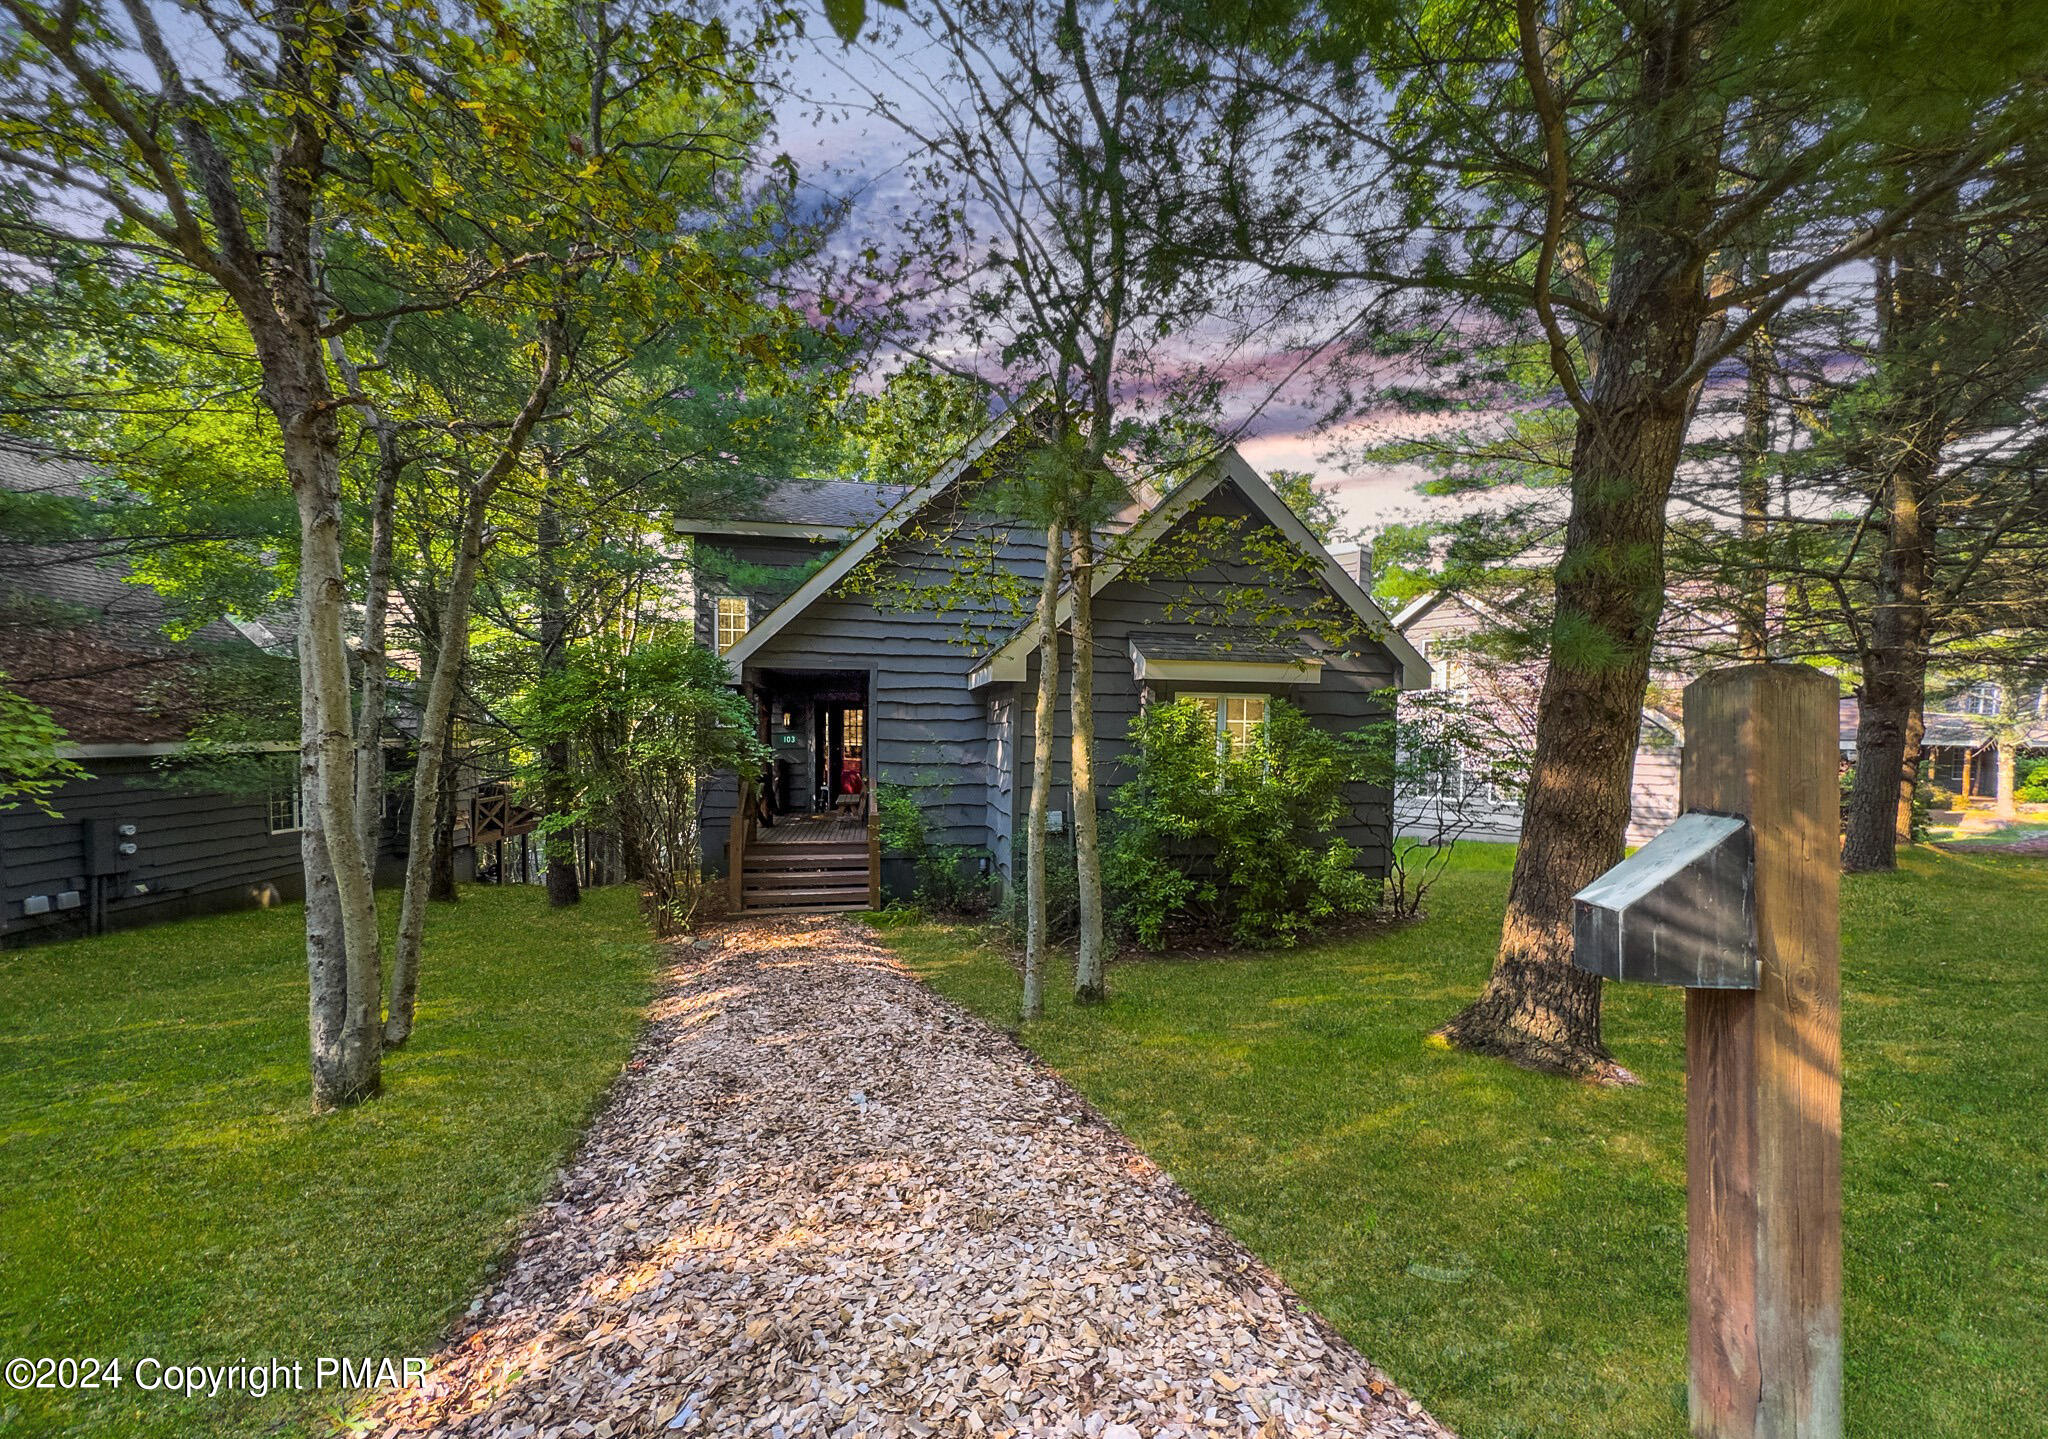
left=0, top=0, right=834, bottom=1105
left=1164, top=0, right=2048, bottom=1075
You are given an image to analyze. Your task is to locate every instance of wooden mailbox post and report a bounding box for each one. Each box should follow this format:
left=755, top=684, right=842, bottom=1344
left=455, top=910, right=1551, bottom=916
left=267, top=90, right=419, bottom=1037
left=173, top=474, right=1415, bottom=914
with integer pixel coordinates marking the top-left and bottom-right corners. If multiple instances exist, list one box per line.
left=1575, top=664, right=1842, bottom=1439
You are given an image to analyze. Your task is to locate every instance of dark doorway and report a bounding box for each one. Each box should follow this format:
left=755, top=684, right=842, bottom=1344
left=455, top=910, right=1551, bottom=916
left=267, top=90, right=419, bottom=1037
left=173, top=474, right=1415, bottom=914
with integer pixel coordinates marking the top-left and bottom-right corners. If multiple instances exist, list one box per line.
left=753, top=669, right=869, bottom=817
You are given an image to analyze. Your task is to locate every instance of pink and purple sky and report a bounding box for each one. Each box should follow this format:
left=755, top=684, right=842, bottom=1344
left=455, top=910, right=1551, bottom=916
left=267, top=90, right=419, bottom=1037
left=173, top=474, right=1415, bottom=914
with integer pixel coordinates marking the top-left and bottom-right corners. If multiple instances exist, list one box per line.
left=766, top=24, right=1485, bottom=539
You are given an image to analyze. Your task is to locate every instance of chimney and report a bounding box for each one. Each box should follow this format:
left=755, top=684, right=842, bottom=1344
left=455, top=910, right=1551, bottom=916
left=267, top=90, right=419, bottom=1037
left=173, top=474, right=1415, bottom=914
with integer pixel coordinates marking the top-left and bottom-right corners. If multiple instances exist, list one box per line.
left=1332, top=544, right=1373, bottom=588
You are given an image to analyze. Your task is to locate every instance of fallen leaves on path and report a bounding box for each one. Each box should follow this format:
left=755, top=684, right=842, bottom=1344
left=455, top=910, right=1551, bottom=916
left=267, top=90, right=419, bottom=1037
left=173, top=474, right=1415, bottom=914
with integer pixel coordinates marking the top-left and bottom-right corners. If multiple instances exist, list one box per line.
left=358, top=916, right=1452, bottom=1438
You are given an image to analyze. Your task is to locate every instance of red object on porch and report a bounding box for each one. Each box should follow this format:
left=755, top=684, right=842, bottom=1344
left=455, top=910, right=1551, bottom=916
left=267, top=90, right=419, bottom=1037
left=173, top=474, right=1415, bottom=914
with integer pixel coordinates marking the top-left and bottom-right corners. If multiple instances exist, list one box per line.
left=838, top=756, right=863, bottom=795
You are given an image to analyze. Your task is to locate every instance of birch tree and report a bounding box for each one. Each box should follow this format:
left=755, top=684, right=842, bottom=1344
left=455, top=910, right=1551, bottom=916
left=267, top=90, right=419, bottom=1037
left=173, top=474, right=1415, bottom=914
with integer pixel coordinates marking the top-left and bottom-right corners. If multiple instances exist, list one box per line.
left=0, top=0, right=440, bottom=1106
left=0, top=0, right=804, bottom=1098
left=368, top=2, right=806, bottom=1044
left=838, top=0, right=1246, bottom=1010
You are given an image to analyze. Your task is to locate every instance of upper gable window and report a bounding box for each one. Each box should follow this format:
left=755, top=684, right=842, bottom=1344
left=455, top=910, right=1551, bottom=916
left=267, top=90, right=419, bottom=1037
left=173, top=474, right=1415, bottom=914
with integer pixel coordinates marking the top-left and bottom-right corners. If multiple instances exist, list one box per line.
left=715, top=596, right=750, bottom=654
left=1958, top=681, right=2001, bottom=716
left=1421, top=638, right=1458, bottom=691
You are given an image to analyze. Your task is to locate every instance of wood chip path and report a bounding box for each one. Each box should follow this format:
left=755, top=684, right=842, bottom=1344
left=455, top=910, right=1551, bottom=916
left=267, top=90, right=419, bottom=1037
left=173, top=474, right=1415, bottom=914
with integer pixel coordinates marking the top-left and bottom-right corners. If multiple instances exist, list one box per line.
left=359, top=916, right=1453, bottom=1439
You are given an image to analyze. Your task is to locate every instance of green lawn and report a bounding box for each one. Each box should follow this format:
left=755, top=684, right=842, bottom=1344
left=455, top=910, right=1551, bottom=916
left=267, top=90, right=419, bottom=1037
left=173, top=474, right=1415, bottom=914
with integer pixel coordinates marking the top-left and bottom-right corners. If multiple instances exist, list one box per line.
left=1930, top=817, right=2048, bottom=849
left=0, top=885, right=658, bottom=1439
left=877, top=844, right=2046, bottom=1439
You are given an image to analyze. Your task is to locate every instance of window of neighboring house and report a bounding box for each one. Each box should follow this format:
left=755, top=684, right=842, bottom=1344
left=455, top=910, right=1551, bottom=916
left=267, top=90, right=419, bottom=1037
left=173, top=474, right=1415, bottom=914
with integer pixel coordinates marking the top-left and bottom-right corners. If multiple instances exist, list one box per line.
left=269, top=785, right=304, bottom=834
left=1419, top=638, right=1465, bottom=691
left=1187, top=694, right=1270, bottom=755
left=1425, top=757, right=1465, bottom=800
left=1960, top=681, right=2002, bottom=716
left=715, top=595, right=750, bottom=654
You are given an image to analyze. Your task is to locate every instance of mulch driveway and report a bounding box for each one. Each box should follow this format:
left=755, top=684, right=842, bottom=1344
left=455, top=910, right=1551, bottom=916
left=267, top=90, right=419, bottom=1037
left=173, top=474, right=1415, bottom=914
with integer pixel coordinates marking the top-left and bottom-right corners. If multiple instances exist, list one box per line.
left=358, top=916, right=1452, bottom=1438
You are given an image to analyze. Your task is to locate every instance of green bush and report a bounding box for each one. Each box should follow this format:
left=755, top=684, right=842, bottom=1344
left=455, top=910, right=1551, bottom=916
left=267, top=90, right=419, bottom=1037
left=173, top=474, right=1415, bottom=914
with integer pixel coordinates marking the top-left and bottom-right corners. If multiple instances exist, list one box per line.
left=998, top=830, right=1080, bottom=944
left=877, top=781, right=994, bottom=917
left=2018, top=759, right=2048, bottom=804
left=1104, top=697, right=1375, bottom=948
left=876, top=782, right=926, bottom=853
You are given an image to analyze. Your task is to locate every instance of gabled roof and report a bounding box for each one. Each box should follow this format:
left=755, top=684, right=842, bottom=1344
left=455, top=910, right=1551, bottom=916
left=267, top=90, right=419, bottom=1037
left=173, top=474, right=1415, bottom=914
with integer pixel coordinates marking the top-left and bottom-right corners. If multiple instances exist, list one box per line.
left=672, top=477, right=915, bottom=540
left=1392, top=588, right=1517, bottom=634
left=1, top=444, right=277, bottom=745
left=969, top=446, right=1430, bottom=690
left=718, top=400, right=1036, bottom=667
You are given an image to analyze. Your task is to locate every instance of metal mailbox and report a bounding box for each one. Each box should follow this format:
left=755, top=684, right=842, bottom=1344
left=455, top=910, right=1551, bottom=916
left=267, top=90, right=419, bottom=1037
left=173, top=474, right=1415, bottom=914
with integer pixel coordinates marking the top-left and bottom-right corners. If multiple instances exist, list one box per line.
left=1572, top=811, right=1757, bottom=989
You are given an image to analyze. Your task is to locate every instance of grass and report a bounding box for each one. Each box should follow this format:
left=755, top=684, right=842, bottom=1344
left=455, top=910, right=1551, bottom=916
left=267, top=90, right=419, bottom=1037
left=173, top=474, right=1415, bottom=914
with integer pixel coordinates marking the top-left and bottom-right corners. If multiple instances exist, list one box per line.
left=1929, top=817, right=2048, bottom=849
left=0, top=884, right=658, bottom=1439
left=877, top=843, right=2046, bottom=1439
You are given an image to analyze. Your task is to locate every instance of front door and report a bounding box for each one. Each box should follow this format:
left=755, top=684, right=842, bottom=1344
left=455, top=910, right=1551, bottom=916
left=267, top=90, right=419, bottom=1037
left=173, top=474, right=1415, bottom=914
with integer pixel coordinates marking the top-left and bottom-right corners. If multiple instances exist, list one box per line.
left=825, top=703, right=867, bottom=808
left=753, top=670, right=868, bottom=815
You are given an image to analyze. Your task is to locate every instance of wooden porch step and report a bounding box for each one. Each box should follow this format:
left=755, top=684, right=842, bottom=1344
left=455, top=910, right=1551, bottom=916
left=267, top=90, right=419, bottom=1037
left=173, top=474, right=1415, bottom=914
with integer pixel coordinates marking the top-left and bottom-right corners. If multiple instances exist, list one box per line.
left=744, top=860, right=867, bottom=878
left=743, top=886, right=873, bottom=908
left=744, top=874, right=871, bottom=892
left=742, top=903, right=870, bottom=915
left=743, top=870, right=870, bottom=888
left=745, top=849, right=869, bottom=869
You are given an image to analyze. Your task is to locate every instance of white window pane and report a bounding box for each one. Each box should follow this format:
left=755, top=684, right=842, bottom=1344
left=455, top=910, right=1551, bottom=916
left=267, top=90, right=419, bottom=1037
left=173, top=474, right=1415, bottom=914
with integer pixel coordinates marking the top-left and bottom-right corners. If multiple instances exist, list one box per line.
left=716, top=596, right=749, bottom=653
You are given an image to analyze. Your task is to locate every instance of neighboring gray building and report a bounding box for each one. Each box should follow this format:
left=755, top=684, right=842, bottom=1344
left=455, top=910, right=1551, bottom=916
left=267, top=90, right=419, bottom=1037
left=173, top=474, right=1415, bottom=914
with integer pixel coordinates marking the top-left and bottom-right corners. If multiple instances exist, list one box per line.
left=1391, top=588, right=1682, bottom=848
left=0, top=446, right=410, bottom=945
left=676, top=407, right=1430, bottom=910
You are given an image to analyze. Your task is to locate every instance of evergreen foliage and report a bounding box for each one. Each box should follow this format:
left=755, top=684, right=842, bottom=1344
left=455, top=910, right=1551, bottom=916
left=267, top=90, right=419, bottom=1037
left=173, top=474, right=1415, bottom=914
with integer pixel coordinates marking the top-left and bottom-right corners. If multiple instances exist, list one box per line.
left=1105, top=698, right=1375, bottom=948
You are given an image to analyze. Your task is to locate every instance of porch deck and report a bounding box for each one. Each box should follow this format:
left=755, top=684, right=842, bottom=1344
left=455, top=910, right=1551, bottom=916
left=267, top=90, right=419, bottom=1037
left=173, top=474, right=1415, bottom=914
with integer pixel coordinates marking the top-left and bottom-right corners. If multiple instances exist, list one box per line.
left=753, top=811, right=867, bottom=847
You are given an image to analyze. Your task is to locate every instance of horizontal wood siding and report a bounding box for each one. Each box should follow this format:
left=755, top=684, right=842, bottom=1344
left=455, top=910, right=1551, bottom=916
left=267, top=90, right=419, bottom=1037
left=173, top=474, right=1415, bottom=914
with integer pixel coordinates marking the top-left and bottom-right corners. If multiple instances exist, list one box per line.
left=1393, top=722, right=1684, bottom=846
left=0, top=758, right=402, bottom=942
left=698, top=469, right=1404, bottom=881
left=1013, top=485, right=1399, bottom=879
left=1629, top=739, right=1683, bottom=844
left=692, top=535, right=839, bottom=650
left=740, top=485, right=1047, bottom=853
left=701, top=772, right=741, bottom=873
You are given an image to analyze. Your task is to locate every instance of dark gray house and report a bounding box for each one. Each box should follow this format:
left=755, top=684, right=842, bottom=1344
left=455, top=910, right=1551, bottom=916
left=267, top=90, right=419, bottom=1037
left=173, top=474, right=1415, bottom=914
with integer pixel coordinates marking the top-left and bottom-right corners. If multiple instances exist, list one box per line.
left=678, top=407, right=1429, bottom=910
left=0, top=446, right=409, bottom=945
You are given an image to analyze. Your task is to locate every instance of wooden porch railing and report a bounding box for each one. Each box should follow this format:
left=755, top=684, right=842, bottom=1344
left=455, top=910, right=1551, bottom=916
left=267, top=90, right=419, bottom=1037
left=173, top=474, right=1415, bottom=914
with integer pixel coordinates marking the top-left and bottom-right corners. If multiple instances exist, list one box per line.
left=866, top=785, right=881, bottom=909
left=727, top=779, right=757, bottom=914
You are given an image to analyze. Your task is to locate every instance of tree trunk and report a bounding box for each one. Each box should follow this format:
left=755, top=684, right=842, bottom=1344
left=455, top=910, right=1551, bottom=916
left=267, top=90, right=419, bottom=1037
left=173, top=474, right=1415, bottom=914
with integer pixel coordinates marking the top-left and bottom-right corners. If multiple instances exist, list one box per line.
left=1022, top=521, right=1064, bottom=1023
left=1996, top=739, right=2018, bottom=821
left=430, top=732, right=461, bottom=903
left=384, top=500, right=488, bottom=1046
left=286, top=412, right=384, bottom=1107
left=328, top=330, right=404, bottom=864
left=1439, top=8, right=1727, bottom=1078
left=1435, top=398, right=1690, bottom=1079
left=299, top=630, right=380, bottom=1110
left=1735, top=327, right=1775, bottom=662
left=385, top=339, right=563, bottom=1045
left=1841, top=210, right=1952, bottom=872
left=1898, top=703, right=1926, bottom=842
left=93, top=4, right=380, bottom=1108
left=1070, top=526, right=1106, bottom=1004
left=538, top=483, right=582, bottom=907
left=1844, top=651, right=1928, bottom=869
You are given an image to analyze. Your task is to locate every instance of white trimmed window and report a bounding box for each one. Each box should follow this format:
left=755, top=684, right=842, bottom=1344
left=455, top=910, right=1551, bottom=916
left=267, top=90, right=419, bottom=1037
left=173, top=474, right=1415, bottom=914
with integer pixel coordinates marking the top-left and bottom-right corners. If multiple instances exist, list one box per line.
left=715, top=595, right=750, bottom=654
left=1187, top=694, right=1269, bottom=754
left=269, top=785, right=304, bottom=834
left=1959, top=681, right=2001, bottom=716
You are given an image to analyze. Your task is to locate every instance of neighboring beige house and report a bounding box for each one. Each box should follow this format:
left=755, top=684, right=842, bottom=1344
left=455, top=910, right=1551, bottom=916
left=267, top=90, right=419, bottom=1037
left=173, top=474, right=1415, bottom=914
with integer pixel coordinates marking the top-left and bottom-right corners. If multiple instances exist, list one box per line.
left=1840, top=680, right=2048, bottom=809
left=1392, top=589, right=1683, bottom=847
